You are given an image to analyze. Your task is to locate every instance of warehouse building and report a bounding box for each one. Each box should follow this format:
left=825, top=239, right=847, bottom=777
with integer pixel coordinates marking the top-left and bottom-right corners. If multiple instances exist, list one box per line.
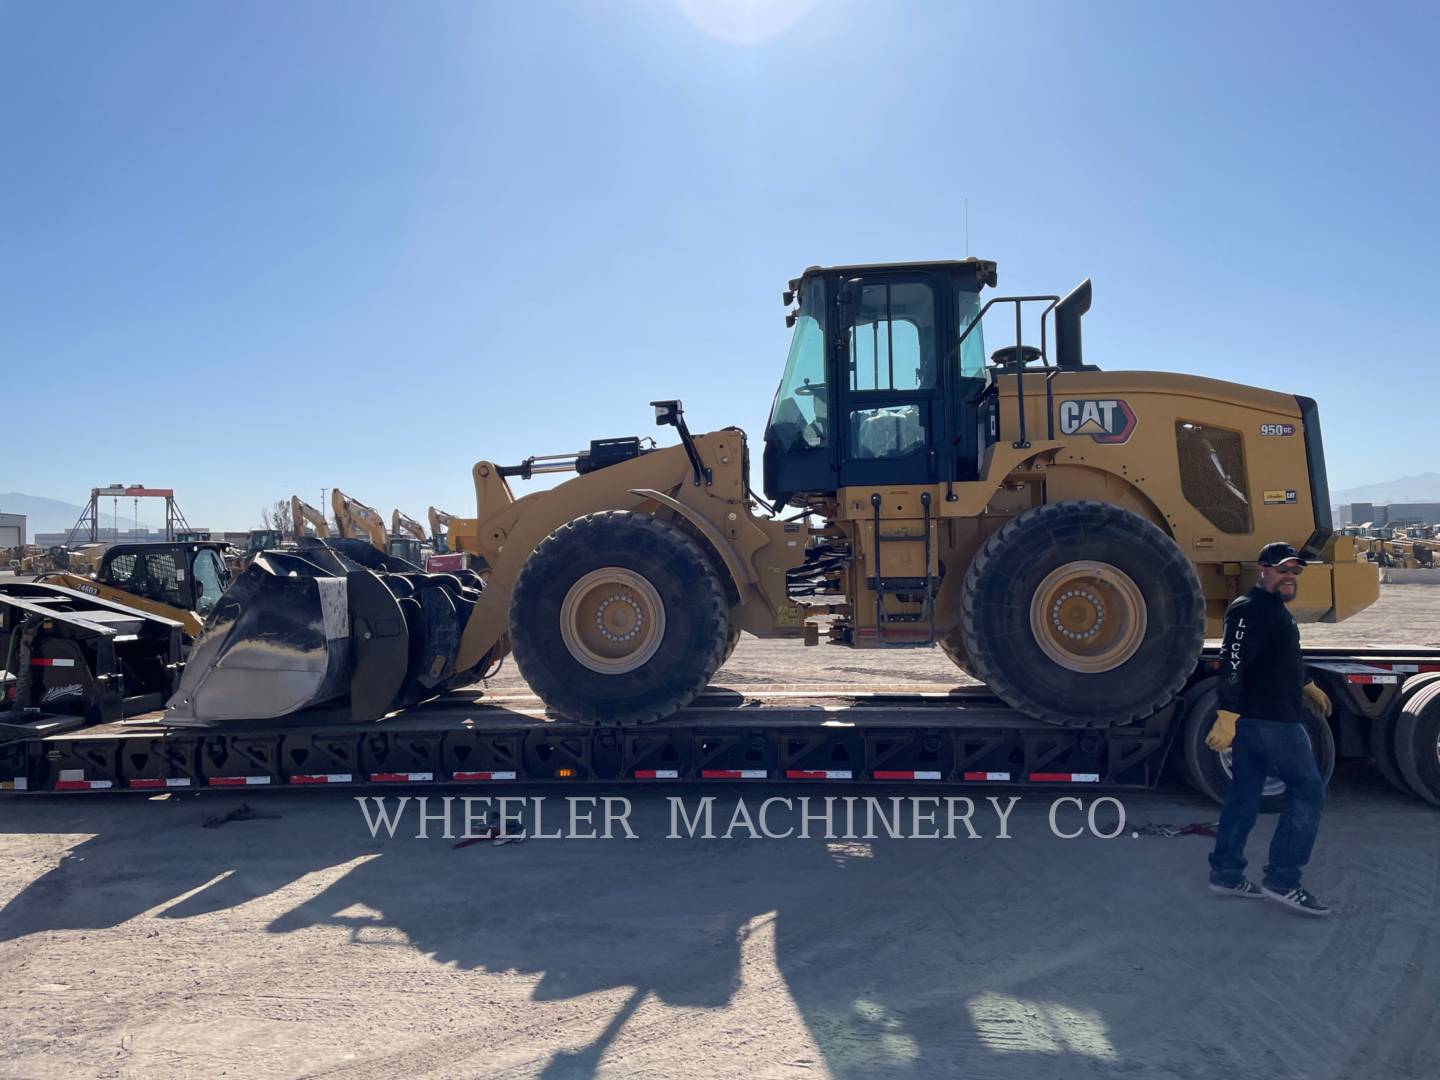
left=0, top=512, right=24, bottom=548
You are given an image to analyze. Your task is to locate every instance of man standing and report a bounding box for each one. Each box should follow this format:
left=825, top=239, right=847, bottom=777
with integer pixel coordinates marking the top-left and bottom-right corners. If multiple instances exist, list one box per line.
left=1206, top=541, right=1333, bottom=916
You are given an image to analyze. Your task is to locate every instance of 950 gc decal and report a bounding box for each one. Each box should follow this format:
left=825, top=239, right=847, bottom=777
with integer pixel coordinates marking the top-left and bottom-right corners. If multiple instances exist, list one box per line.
left=1259, top=423, right=1296, bottom=436
left=1058, top=399, right=1137, bottom=444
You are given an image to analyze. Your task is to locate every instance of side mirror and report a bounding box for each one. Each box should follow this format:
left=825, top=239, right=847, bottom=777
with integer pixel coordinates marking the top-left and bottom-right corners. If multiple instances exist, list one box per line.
left=835, top=276, right=863, bottom=307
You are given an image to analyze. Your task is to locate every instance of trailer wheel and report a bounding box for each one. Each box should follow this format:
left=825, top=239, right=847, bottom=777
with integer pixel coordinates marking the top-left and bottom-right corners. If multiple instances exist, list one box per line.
left=1393, top=679, right=1440, bottom=808
left=958, top=501, right=1205, bottom=725
left=1179, top=681, right=1335, bottom=813
left=1370, top=672, right=1440, bottom=798
left=509, top=512, right=730, bottom=725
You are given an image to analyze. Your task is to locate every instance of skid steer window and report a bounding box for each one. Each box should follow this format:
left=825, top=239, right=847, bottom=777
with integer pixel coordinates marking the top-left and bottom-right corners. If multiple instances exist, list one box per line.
left=1176, top=422, right=1252, bottom=534
left=767, top=278, right=828, bottom=451
left=192, top=549, right=226, bottom=615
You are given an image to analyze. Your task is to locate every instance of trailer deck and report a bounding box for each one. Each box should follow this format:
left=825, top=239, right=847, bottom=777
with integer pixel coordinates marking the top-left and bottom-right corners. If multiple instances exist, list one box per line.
left=4, top=645, right=1440, bottom=803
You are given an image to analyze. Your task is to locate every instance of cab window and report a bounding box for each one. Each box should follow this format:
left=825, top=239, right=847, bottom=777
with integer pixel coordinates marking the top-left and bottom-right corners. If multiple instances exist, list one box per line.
left=191, top=549, right=227, bottom=615
left=766, top=277, right=829, bottom=451
left=848, top=282, right=936, bottom=391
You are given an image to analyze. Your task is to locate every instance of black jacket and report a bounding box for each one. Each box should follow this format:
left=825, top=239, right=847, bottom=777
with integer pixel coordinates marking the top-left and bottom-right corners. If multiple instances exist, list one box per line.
left=1216, top=586, right=1305, bottom=723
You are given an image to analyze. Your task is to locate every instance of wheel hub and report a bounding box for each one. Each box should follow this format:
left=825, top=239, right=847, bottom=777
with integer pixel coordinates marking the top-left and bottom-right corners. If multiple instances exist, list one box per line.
left=560, top=568, right=666, bottom=675
left=1029, top=560, right=1147, bottom=673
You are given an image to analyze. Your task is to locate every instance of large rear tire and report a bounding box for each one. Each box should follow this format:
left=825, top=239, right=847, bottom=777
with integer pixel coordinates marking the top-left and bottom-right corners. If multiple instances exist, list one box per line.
left=959, top=501, right=1206, bottom=725
left=1394, top=678, right=1440, bottom=808
left=509, top=512, right=729, bottom=725
left=1179, top=680, right=1335, bottom=813
left=1371, top=672, right=1440, bottom=798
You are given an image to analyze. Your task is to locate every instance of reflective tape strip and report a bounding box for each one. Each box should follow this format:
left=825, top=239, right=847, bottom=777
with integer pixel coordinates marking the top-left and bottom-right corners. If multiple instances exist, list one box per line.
left=208, top=776, right=272, bottom=787
left=1366, top=663, right=1440, bottom=673
left=785, top=770, right=852, bottom=780
left=1029, top=772, right=1100, bottom=783
left=30, top=658, right=76, bottom=667
left=634, top=769, right=679, bottom=779
left=292, top=773, right=353, bottom=785
left=1346, top=674, right=1399, bottom=685
left=371, top=772, right=434, bottom=783
left=129, top=777, right=192, bottom=789
left=1, top=778, right=27, bottom=791
left=702, top=769, right=767, bottom=779
left=55, top=779, right=113, bottom=791
left=873, top=770, right=942, bottom=780
left=452, top=771, right=517, bottom=781
left=963, top=771, right=1012, bottom=781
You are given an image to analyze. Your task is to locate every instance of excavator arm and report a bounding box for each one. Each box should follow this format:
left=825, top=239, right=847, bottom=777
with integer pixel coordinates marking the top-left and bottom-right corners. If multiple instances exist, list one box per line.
left=427, top=506, right=455, bottom=553
left=331, top=489, right=387, bottom=551
left=392, top=510, right=426, bottom=542
left=290, top=496, right=329, bottom=539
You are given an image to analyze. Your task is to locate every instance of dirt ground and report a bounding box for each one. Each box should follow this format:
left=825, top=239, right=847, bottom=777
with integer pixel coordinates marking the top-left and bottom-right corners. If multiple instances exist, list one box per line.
left=2, top=586, right=1438, bottom=1079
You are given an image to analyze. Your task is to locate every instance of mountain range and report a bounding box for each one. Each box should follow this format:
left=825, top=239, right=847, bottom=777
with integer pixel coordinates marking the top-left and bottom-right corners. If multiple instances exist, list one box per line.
left=0, top=493, right=148, bottom=542
left=1330, top=472, right=1440, bottom=507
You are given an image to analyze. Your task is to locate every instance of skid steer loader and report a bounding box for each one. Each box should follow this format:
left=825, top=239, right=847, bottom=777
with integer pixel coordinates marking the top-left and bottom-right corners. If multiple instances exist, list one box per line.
left=170, top=258, right=1378, bottom=728
left=36, top=541, right=234, bottom=639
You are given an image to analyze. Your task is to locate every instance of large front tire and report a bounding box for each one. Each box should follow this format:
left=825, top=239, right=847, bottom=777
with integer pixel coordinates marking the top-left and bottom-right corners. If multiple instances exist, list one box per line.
left=959, top=501, right=1206, bottom=726
left=509, top=512, right=729, bottom=725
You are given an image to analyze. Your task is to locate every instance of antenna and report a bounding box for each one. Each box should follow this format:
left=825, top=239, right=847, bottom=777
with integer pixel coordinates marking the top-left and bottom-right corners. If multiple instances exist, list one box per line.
left=964, top=197, right=970, bottom=256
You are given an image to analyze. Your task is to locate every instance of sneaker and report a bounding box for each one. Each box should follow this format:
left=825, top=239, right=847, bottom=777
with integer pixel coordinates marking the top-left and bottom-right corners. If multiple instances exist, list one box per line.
left=1209, top=879, right=1265, bottom=899
left=1261, top=885, right=1332, bottom=917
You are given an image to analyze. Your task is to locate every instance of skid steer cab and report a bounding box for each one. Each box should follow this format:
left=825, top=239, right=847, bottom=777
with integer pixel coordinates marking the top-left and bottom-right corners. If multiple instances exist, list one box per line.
left=36, top=542, right=233, bottom=639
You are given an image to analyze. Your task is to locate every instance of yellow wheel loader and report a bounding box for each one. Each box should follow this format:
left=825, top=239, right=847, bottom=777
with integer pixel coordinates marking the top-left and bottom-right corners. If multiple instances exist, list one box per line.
left=167, top=258, right=1378, bottom=728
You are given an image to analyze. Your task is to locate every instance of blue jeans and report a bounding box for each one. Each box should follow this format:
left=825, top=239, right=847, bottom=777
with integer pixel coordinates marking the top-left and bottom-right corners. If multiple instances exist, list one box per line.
left=1208, top=718, right=1325, bottom=891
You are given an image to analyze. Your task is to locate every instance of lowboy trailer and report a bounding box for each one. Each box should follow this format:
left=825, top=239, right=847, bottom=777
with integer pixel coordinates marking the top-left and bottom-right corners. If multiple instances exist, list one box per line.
left=3, top=635, right=1440, bottom=810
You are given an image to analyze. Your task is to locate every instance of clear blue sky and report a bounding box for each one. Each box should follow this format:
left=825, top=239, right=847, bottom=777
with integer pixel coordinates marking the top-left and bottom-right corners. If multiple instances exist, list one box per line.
left=3, top=1, right=1436, bottom=529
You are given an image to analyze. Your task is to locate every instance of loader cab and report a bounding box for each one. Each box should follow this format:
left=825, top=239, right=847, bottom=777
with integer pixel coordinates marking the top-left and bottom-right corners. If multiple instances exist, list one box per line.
left=763, top=258, right=997, bottom=506
left=98, top=543, right=233, bottom=616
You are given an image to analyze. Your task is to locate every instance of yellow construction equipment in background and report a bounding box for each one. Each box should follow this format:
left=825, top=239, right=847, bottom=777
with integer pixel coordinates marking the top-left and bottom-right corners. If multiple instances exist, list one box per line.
left=290, top=496, right=329, bottom=539
left=427, top=506, right=456, bottom=553
left=331, top=489, right=386, bottom=551
left=36, top=542, right=233, bottom=638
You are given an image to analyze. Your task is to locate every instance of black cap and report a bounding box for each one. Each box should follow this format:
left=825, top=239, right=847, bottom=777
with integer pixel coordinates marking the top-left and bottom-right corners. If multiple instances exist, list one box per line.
left=1257, top=541, right=1306, bottom=566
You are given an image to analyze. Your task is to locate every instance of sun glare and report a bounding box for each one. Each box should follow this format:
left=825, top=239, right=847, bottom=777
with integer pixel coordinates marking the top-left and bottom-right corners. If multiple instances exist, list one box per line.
left=673, top=0, right=820, bottom=46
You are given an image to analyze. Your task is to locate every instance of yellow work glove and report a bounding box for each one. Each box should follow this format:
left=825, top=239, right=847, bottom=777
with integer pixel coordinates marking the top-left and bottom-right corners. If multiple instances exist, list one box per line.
left=1302, top=681, right=1332, bottom=718
left=1205, top=709, right=1240, bottom=751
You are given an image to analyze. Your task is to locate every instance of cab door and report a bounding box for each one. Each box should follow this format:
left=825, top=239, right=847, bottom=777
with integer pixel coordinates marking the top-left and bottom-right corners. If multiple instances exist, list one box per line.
left=836, top=274, right=943, bottom=488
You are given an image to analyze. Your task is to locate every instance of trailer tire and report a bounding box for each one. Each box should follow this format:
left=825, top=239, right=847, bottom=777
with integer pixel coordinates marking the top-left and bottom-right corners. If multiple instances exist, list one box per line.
left=1179, top=682, right=1335, bottom=813
left=509, top=512, right=729, bottom=725
left=959, top=501, right=1205, bottom=725
left=1393, top=678, right=1440, bottom=808
left=1371, top=672, right=1440, bottom=798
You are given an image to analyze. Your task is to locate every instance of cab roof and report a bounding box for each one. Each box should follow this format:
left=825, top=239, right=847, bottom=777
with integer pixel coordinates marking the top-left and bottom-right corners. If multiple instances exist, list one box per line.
left=794, top=257, right=998, bottom=289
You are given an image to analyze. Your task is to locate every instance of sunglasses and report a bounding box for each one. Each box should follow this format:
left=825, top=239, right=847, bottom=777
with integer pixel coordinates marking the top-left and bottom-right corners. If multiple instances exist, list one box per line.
left=1261, top=563, right=1304, bottom=576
